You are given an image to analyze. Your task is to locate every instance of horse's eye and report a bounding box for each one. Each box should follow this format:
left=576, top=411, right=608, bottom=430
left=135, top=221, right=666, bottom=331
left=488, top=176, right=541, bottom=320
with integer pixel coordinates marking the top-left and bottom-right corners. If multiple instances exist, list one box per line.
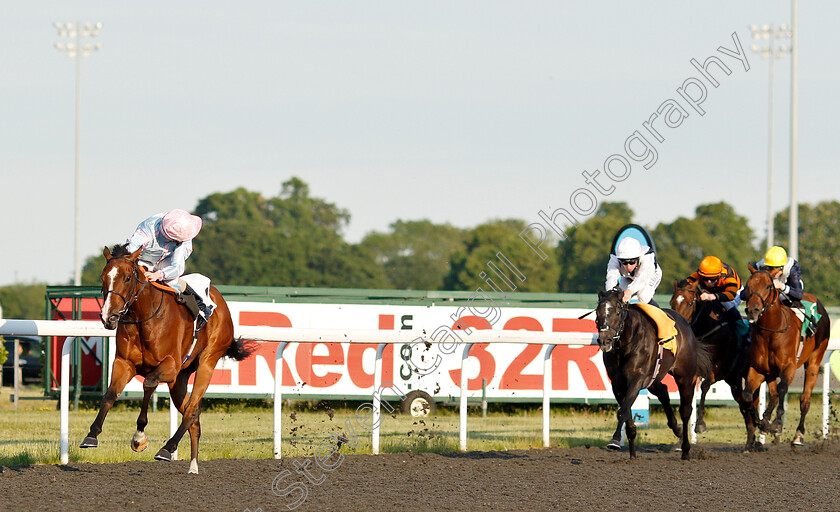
left=125, top=275, right=131, bottom=282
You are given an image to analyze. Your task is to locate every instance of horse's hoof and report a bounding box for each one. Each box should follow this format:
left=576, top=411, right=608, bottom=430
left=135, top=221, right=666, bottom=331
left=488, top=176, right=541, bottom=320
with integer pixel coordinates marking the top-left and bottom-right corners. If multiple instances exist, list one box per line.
left=79, top=436, right=98, bottom=448
left=606, top=440, right=622, bottom=451
left=188, top=459, right=198, bottom=474
left=154, top=448, right=172, bottom=462
left=792, top=435, right=804, bottom=447
left=131, top=432, right=149, bottom=453
left=694, top=423, right=708, bottom=435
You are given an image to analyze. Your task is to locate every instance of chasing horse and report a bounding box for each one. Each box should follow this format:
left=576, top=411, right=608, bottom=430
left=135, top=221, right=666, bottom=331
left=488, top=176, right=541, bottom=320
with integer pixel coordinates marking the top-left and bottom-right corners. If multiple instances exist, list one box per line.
left=741, top=264, right=831, bottom=449
left=596, top=288, right=711, bottom=460
left=81, top=244, right=253, bottom=473
left=670, top=278, right=752, bottom=437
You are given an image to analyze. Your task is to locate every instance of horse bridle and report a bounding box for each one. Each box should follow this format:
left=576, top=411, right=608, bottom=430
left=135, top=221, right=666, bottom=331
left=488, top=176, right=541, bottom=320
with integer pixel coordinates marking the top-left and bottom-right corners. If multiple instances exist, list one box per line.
left=597, top=294, right=629, bottom=347
left=674, top=284, right=726, bottom=340
left=103, top=256, right=164, bottom=325
left=745, top=270, right=790, bottom=333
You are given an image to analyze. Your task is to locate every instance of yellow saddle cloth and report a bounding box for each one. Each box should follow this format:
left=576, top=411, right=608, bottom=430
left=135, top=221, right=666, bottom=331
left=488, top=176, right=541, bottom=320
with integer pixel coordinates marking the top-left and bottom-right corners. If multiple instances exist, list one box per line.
left=634, top=303, right=679, bottom=356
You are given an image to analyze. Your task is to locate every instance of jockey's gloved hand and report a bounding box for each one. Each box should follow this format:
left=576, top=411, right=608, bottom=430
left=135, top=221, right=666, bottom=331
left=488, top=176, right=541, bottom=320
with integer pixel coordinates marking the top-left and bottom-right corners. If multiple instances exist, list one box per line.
left=144, top=270, right=164, bottom=282
left=773, top=280, right=785, bottom=291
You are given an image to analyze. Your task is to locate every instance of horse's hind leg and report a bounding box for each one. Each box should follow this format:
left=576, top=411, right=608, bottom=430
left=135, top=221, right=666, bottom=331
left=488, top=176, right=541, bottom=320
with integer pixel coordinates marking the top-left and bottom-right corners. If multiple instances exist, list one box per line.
left=187, top=417, right=201, bottom=475
left=675, top=375, right=697, bottom=460
left=81, top=357, right=136, bottom=448
left=131, top=385, right=156, bottom=452
left=793, top=359, right=821, bottom=446
left=695, top=378, right=712, bottom=434
left=649, top=381, right=682, bottom=439
left=156, top=358, right=218, bottom=473
left=169, top=371, right=202, bottom=474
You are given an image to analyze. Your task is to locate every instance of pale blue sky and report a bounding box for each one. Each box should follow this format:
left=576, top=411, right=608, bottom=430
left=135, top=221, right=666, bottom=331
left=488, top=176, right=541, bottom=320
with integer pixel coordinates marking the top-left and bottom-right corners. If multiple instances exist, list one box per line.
left=2, top=2, right=838, bottom=286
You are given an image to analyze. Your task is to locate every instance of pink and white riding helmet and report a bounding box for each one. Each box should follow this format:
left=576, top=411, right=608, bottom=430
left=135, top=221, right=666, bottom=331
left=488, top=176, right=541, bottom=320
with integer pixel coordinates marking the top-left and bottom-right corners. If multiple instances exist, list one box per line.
left=161, top=209, right=202, bottom=242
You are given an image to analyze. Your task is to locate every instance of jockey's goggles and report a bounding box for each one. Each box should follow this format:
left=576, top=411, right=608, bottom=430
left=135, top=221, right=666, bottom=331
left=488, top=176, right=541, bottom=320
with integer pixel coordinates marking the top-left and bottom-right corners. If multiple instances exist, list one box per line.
left=618, top=258, right=639, bottom=266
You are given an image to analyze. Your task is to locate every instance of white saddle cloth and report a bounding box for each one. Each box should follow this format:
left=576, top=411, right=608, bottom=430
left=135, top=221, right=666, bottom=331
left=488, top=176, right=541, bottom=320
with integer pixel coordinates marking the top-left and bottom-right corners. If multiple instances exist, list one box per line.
left=180, top=274, right=217, bottom=315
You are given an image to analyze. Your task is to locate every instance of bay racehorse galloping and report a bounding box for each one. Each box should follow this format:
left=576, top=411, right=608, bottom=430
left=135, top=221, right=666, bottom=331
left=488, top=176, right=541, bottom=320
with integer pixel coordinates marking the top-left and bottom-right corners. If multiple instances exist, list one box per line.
left=741, top=264, right=831, bottom=449
left=670, top=279, right=752, bottom=436
left=81, top=244, right=253, bottom=473
left=596, top=288, right=711, bottom=460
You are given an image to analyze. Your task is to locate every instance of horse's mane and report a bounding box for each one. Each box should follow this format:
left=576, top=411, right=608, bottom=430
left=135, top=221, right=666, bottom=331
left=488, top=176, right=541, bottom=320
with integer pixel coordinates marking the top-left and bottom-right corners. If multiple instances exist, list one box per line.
left=110, top=243, right=131, bottom=258
left=600, top=287, right=623, bottom=301
left=676, top=278, right=696, bottom=289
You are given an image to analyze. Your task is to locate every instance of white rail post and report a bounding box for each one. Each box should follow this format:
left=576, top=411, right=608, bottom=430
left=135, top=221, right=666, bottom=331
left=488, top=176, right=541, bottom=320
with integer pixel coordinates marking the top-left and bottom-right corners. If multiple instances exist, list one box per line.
left=758, top=381, right=767, bottom=445
left=690, top=382, right=698, bottom=445
left=60, top=337, right=75, bottom=464
left=459, top=343, right=473, bottom=451
left=823, top=350, right=831, bottom=439
left=273, top=342, right=289, bottom=459
left=372, top=343, right=386, bottom=454
left=542, top=344, right=556, bottom=448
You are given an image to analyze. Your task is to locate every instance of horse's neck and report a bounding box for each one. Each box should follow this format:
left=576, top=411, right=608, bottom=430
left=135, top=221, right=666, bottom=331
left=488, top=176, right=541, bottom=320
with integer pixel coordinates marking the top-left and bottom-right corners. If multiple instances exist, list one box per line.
left=620, top=309, right=655, bottom=350
left=756, top=295, right=792, bottom=334
left=129, top=285, right=170, bottom=323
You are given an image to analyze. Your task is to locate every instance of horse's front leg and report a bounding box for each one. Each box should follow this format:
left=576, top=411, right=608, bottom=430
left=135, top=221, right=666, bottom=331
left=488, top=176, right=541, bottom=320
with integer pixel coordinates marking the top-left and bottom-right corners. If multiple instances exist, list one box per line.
left=724, top=375, right=755, bottom=449
left=131, top=385, right=156, bottom=452
left=81, top=357, right=136, bottom=448
left=769, top=364, right=795, bottom=440
left=607, top=378, right=645, bottom=458
left=759, top=380, right=780, bottom=437
left=741, top=366, right=766, bottom=431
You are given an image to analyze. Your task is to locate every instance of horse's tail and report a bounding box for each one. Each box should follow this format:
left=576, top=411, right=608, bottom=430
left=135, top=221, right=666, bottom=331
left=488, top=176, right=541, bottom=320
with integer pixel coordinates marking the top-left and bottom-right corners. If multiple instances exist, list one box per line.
left=694, top=339, right=714, bottom=380
left=225, top=337, right=256, bottom=361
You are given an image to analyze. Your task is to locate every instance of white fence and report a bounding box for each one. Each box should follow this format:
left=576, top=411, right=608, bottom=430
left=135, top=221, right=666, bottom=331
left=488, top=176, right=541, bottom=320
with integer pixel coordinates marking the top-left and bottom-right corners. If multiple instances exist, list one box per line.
left=0, top=319, right=836, bottom=464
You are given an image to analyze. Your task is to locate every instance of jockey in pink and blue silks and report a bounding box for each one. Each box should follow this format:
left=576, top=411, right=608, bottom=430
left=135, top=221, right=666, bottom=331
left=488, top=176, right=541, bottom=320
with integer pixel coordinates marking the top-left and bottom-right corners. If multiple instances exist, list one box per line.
left=124, top=209, right=203, bottom=289
left=124, top=209, right=214, bottom=330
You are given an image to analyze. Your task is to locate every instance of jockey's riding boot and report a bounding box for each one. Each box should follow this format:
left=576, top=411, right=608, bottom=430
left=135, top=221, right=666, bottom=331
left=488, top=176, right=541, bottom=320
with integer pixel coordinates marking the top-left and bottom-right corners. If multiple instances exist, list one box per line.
left=196, top=310, right=208, bottom=332
left=806, top=318, right=818, bottom=337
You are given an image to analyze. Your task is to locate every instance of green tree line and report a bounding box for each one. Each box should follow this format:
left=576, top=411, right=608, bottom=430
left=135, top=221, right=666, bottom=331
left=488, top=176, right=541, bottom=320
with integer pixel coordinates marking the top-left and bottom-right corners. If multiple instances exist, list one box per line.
left=2, top=179, right=838, bottom=319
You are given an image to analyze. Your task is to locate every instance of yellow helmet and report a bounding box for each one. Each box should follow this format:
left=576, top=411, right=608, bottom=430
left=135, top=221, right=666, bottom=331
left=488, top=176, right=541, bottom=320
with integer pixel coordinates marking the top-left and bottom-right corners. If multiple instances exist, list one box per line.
left=698, top=256, right=723, bottom=278
left=764, top=246, right=788, bottom=267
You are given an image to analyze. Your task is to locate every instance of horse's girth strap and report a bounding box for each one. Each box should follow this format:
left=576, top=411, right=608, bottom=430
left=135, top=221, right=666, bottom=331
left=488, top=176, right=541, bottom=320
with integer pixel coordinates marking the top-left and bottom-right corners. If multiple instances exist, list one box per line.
left=645, top=345, right=665, bottom=389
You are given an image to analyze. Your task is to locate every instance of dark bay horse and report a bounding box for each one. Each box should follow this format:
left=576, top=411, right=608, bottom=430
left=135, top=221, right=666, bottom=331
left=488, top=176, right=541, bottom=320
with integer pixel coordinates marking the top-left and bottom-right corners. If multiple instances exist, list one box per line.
left=670, top=279, right=752, bottom=436
left=81, top=244, right=253, bottom=473
left=741, top=265, right=831, bottom=449
left=596, top=288, right=711, bottom=460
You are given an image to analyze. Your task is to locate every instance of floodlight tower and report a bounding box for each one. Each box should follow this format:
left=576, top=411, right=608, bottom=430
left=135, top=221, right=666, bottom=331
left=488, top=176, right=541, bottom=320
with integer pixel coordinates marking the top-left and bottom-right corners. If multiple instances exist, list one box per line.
left=749, top=23, right=791, bottom=251
left=53, top=21, right=102, bottom=286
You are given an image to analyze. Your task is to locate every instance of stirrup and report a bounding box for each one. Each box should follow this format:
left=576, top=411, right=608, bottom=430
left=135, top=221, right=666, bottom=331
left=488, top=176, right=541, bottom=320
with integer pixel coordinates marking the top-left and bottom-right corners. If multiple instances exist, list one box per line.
left=196, top=313, right=208, bottom=332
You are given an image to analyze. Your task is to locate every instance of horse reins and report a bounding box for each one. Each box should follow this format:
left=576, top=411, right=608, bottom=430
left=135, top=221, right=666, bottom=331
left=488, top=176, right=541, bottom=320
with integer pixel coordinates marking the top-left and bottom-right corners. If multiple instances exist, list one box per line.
left=745, top=270, right=791, bottom=334
left=675, top=285, right=729, bottom=340
left=598, top=295, right=629, bottom=347
left=103, top=256, right=165, bottom=325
